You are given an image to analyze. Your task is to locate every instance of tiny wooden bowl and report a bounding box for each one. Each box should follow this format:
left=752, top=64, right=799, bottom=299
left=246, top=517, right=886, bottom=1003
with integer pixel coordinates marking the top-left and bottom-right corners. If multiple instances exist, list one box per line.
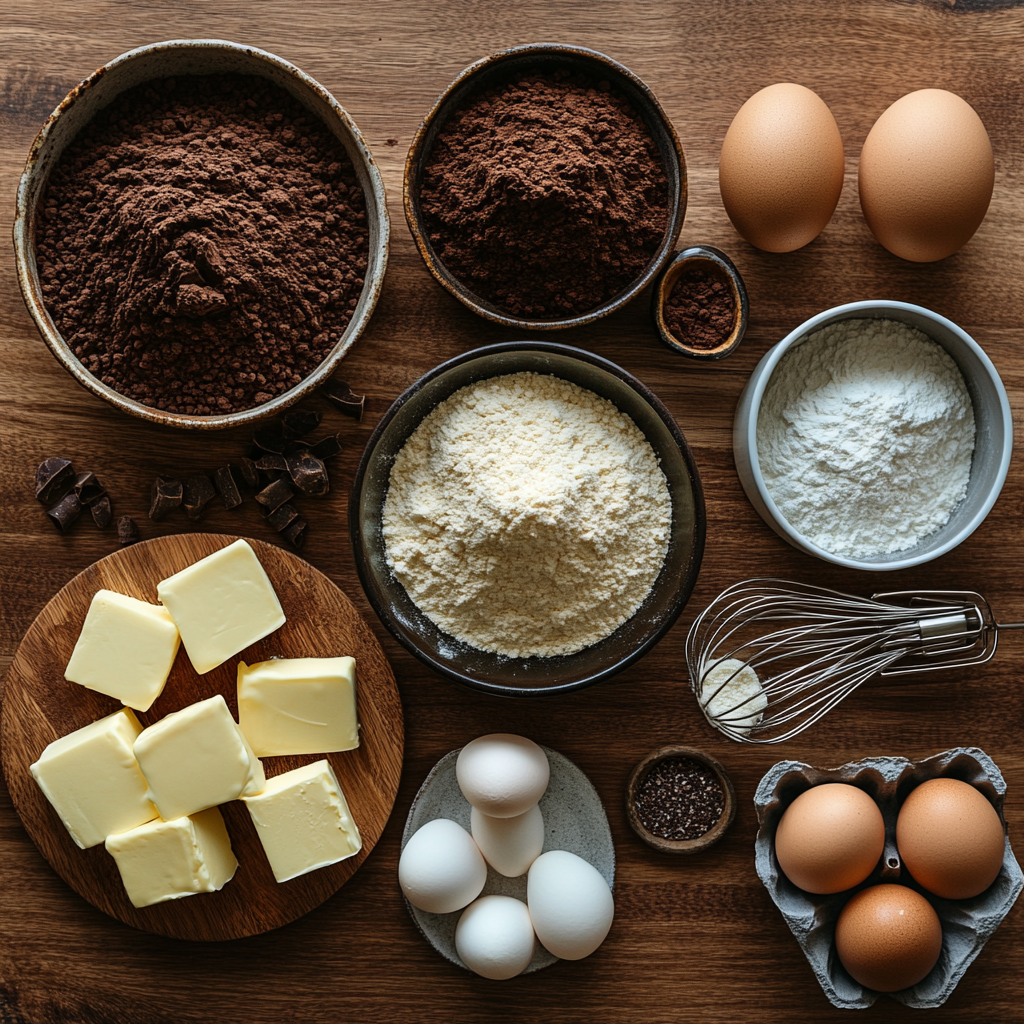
left=652, top=246, right=748, bottom=360
left=626, top=745, right=737, bottom=854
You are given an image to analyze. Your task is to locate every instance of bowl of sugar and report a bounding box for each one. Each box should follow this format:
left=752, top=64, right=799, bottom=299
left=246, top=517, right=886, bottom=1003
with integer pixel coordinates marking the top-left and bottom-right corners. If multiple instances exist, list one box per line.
left=733, top=300, right=1012, bottom=571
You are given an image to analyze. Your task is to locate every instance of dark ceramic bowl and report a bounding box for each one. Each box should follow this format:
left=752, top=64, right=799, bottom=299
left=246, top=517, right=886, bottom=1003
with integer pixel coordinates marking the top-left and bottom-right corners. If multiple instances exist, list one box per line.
left=652, top=245, right=748, bottom=360
left=349, top=342, right=706, bottom=698
left=404, top=43, right=687, bottom=331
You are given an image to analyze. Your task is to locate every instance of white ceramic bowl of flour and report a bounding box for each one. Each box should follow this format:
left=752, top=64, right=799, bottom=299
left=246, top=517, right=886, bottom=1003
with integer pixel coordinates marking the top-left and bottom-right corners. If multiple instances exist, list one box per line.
left=734, top=301, right=1012, bottom=570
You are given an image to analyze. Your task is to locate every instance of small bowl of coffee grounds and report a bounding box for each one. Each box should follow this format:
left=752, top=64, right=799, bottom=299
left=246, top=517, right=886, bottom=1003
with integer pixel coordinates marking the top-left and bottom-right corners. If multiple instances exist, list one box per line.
left=626, top=745, right=736, bottom=854
left=14, top=40, right=389, bottom=429
left=653, top=246, right=748, bottom=360
left=405, top=43, right=686, bottom=330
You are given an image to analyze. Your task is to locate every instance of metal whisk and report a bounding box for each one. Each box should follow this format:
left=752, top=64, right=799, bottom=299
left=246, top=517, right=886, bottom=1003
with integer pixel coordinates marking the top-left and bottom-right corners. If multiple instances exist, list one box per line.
left=685, top=579, right=1024, bottom=745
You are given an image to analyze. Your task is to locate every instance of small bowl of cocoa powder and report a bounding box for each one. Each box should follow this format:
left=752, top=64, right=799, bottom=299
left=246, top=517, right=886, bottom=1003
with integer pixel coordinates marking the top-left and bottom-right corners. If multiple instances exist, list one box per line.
left=405, top=43, right=686, bottom=330
left=14, top=40, right=389, bottom=429
left=653, top=246, right=748, bottom=360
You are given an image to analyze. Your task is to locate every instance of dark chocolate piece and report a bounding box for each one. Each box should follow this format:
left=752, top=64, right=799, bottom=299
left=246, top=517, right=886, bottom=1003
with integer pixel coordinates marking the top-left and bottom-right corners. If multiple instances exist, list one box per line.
left=253, top=422, right=287, bottom=454
left=282, top=517, right=307, bottom=549
left=281, top=409, right=321, bottom=440
left=310, top=434, right=343, bottom=460
left=46, top=492, right=82, bottom=532
left=117, top=515, right=140, bottom=545
left=255, top=477, right=294, bottom=513
left=35, top=457, right=75, bottom=505
left=322, top=379, right=365, bottom=420
left=287, top=451, right=329, bottom=497
left=183, top=474, right=217, bottom=521
left=267, top=503, right=299, bottom=532
left=149, top=476, right=183, bottom=520
left=214, top=466, right=244, bottom=510
left=74, top=472, right=107, bottom=506
left=90, top=494, right=113, bottom=529
left=256, top=454, right=288, bottom=472
left=237, top=457, right=260, bottom=490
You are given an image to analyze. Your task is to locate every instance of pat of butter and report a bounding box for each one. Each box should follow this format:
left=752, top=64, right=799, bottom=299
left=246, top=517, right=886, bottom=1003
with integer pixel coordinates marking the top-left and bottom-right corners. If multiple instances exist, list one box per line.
left=64, top=590, right=181, bottom=712
left=237, top=657, right=359, bottom=757
left=242, top=759, right=361, bottom=883
left=133, top=694, right=265, bottom=820
left=30, top=708, right=157, bottom=849
left=105, top=807, right=238, bottom=908
left=156, top=539, right=286, bottom=675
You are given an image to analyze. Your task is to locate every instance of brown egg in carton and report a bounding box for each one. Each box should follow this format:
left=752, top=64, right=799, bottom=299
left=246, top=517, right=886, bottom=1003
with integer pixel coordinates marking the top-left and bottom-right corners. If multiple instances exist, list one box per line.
left=754, top=747, right=1023, bottom=1009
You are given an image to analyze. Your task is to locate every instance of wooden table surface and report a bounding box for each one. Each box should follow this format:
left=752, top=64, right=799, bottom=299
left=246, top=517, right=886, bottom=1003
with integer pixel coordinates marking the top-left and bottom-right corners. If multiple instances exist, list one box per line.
left=2, top=2, right=1021, bottom=1021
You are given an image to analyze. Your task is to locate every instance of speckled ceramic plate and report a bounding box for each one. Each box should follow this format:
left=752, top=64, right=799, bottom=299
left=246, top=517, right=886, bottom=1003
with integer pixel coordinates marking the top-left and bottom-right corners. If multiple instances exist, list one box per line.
left=400, top=745, right=614, bottom=973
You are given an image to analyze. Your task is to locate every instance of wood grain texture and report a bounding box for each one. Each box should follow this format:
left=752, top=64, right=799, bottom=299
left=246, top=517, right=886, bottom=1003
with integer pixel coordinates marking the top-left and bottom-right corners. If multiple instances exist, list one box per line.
left=0, top=534, right=403, bottom=940
left=1, top=0, right=1022, bottom=1021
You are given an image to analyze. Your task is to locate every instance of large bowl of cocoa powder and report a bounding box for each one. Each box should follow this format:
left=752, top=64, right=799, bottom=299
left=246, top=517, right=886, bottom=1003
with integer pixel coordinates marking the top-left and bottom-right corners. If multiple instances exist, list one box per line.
left=404, top=44, right=686, bottom=330
left=14, top=40, right=389, bottom=428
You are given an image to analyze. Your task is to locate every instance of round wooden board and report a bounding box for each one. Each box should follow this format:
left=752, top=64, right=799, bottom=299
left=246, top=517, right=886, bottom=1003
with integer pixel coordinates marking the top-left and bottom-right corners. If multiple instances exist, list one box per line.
left=0, top=534, right=404, bottom=941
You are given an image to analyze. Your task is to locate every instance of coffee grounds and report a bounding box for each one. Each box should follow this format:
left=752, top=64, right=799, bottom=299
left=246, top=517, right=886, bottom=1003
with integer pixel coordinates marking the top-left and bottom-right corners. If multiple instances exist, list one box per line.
left=419, top=69, right=669, bottom=318
left=664, top=263, right=735, bottom=349
left=36, top=74, right=369, bottom=415
left=635, top=757, right=725, bottom=841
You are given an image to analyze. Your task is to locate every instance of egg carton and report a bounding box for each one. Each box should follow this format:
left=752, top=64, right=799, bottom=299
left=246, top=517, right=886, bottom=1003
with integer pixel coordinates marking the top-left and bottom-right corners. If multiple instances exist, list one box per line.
left=754, top=747, right=1022, bottom=1009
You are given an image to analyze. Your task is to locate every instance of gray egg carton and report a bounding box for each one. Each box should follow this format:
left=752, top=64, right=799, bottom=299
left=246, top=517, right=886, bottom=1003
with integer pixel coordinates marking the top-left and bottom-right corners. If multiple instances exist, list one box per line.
left=754, top=747, right=1022, bottom=1009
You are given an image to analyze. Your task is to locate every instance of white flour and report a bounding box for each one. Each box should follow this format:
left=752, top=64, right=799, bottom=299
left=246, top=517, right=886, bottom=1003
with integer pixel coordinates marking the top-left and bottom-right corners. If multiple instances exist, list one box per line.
left=756, top=318, right=975, bottom=558
left=382, top=372, right=671, bottom=658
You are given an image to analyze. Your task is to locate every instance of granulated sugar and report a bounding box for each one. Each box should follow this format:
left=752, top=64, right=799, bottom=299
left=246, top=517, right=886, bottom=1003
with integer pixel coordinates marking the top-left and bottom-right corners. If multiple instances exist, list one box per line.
left=382, top=372, right=671, bottom=658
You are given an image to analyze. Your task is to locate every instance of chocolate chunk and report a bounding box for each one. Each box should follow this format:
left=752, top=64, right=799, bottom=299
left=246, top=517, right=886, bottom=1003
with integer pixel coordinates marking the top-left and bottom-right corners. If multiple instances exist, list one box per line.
left=183, top=474, right=217, bottom=521
left=35, top=457, right=75, bottom=505
left=237, top=457, right=260, bottom=490
left=255, top=476, right=294, bottom=513
left=149, top=476, right=183, bottom=520
left=253, top=421, right=287, bottom=454
left=214, top=466, right=244, bottom=510
left=90, top=494, right=113, bottom=529
left=256, top=454, right=288, bottom=472
left=74, top=472, right=106, bottom=506
left=267, top=503, right=299, bottom=532
left=310, top=434, right=343, bottom=460
left=282, top=517, right=307, bottom=549
left=287, top=451, right=330, bottom=497
left=281, top=409, right=321, bottom=440
left=46, top=492, right=82, bottom=532
left=117, top=515, right=140, bottom=545
left=322, top=379, right=365, bottom=420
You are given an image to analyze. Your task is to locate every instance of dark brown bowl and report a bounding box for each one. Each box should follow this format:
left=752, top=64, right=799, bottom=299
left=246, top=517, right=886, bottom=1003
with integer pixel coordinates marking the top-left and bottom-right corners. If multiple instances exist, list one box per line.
left=404, top=43, right=687, bottom=331
left=652, top=245, right=748, bottom=360
left=626, top=745, right=736, bottom=854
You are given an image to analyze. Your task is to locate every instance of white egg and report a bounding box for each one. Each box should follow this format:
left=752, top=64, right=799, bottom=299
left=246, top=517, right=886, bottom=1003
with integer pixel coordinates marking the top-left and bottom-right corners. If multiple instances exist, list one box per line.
left=455, top=895, right=536, bottom=980
left=398, top=818, right=487, bottom=914
left=527, top=850, right=614, bottom=960
left=456, top=733, right=550, bottom=818
left=471, top=803, right=545, bottom=878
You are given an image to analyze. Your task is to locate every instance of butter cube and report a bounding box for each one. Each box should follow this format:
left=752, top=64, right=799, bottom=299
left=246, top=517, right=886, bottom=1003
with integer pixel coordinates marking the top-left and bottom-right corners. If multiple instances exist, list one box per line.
left=237, top=657, right=359, bottom=757
left=105, top=807, right=238, bottom=908
left=133, top=694, right=265, bottom=820
left=156, top=539, right=286, bottom=675
left=64, top=590, right=180, bottom=712
left=242, top=760, right=361, bottom=882
left=30, top=708, right=157, bottom=849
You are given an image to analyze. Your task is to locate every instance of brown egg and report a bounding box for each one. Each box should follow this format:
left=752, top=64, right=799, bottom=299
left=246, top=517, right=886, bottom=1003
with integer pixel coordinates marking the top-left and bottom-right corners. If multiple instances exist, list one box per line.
left=835, top=884, right=943, bottom=992
left=719, top=83, right=845, bottom=253
left=774, top=783, right=885, bottom=894
left=896, top=777, right=1004, bottom=899
left=859, top=89, right=994, bottom=262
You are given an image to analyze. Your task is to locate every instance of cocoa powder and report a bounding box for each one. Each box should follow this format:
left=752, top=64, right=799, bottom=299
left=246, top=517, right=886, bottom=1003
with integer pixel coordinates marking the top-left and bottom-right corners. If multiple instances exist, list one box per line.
left=419, top=69, right=669, bottom=319
left=664, top=263, right=736, bottom=349
left=36, top=74, right=369, bottom=415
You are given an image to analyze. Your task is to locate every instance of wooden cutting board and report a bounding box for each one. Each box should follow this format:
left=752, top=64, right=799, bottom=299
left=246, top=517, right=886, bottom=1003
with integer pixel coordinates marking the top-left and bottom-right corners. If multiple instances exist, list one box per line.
left=0, top=533, right=404, bottom=941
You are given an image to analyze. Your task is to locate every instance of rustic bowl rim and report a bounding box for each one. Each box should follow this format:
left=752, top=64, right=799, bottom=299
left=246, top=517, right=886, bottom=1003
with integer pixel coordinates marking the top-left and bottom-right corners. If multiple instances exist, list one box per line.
left=626, top=744, right=737, bottom=854
left=13, top=37, right=390, bottom=431
left=652, top=245, right=749, bottom=360
left=403, top=41, right=687, bottom=331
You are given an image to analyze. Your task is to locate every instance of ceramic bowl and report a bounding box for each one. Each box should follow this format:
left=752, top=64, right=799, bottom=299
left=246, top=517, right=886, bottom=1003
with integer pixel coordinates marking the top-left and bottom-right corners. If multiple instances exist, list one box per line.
left=733, top=300, right=1013, bottom=570
left=652, top=246, right=748, bottom=360
left=626, top=745, right=736, bottom=853
left=349, top=341, right=706, bottom=698
left=404, top=42, right=686, bottom=330
left=13, top=39, right=389, bottom=430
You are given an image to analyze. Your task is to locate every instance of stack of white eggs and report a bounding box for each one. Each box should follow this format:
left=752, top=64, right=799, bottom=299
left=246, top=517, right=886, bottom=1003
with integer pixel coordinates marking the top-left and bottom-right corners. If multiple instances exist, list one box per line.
left=398, top=734, right=615, bottom=980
